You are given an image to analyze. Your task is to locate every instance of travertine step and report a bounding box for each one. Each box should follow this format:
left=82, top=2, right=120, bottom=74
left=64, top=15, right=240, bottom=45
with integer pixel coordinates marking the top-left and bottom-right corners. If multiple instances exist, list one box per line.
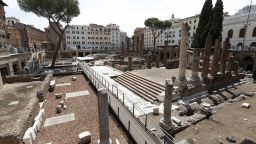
left=113, top=72, right=165, bottom=103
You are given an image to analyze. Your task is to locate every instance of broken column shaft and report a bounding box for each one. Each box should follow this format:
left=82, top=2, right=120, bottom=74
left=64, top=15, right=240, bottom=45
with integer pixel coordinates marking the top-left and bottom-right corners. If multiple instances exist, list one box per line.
left=201, top=34, right=213, bottom=79
left=190, top=48, right=201, bottom=86
left=219, top=38, right=230, bottom=74
left=210, top=37, right=222, bottom=78
left=98, top=89, right=110, bottom=144
left=159, top=79, right=174, bottom=132
left=176, top=23, right=189, bottom=88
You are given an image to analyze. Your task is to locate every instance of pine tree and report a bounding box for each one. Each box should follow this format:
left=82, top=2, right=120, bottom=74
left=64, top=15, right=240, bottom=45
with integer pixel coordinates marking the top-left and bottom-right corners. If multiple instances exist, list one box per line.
left=191, top=0, right=213, bottom=48
left=209, top=0, right=224, bottom=41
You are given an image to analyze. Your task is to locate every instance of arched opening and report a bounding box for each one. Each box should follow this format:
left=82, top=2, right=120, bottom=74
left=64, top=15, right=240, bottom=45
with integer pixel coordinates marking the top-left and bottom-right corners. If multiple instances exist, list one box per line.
left=237, top=43, right=243, bottom=50
left=239, top=28, right=245, bottom=38
left=252, top=27, right=256, bottom=37
left=242, top=56, right=254, bottom=71
left=227, top=29, right=233, bottom=38
left=250, top=42, right=256, bottom=51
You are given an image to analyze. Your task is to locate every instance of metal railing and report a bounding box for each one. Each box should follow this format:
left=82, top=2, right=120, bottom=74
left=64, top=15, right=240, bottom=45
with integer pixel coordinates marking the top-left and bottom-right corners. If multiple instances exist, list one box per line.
left=78, top=61, right=180, bottom=144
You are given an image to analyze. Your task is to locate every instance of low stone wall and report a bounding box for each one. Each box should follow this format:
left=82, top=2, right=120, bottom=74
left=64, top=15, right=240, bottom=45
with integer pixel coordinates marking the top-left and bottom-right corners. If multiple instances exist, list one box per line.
left=106, top=61, right=114, bottom=67
left=6, top=75, right=34, bottom=83
left=166, top=59, right=179, bottom=69
left=36, top=73, right=53, bottom=102
left=115, top=64, right=127, bottom=72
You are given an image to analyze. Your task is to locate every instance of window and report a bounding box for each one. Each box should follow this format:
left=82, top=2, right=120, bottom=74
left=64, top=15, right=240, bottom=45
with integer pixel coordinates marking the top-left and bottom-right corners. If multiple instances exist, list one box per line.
left=239, top=28, right=245, bottom=38
left=189, top=21, right=191, bottom=24
left=67, top=36, right=70, bottom=39
left=227, top=29, right=233, bottom=38
left=66, top=31, right=70, bottom=34
left=76, top=31, right=79, bottom=34
left=81, top=32, right=84, bottom=34
left=82, top=36, right=85, bottom=39
left=72, top=31, right=75, bottom=34
left=194, top=20, right=196, bottom=23
left=252, top=27, right=256, bottom=37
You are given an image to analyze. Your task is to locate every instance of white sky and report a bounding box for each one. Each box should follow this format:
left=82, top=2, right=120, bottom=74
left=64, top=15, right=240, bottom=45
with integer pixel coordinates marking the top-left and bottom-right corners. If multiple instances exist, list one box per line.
left=5, top=0, right=254, bottom=36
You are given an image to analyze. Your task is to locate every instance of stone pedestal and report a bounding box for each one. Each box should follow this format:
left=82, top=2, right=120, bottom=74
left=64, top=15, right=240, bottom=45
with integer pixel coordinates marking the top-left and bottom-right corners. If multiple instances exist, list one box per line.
left=210, top=37, right=222, bottom=78
left=159, top=79, right=174, bottom=132
left=201, top=34, right=213, bottom=79
left=190, top=48, right=201, bottom=86
left=175, top=23, right=189, bottom=89
left=98, top=89, right=111, bottom=144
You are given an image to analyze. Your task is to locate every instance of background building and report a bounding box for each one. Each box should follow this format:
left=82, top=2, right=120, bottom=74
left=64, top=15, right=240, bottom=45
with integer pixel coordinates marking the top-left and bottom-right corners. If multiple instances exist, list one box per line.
left=0, top=0, right=8, bottom=52
left=6, top=17, right=20, bottom=27
left=223, top=5, right=256, bottom=51
left=65, top=23, right=125, bottom=53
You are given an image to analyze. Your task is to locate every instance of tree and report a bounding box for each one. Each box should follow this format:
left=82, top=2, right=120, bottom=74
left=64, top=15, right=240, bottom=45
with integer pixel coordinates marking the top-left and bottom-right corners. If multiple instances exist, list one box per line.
left=144, top=18, right=172, bottom=53
left=191, top=0, right=213, bottom=48
left=209, top=0, right=224, bottom=41
left=17, top=0, right=80, bottom=68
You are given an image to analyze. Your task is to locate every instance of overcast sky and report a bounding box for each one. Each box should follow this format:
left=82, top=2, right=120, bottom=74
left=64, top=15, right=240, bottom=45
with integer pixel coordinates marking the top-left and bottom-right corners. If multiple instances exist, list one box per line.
left=5, top=0, right=254, bottom=36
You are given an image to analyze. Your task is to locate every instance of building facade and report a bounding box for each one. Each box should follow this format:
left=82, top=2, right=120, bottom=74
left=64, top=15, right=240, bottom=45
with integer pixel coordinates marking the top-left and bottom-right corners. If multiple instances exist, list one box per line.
left=0, top=0, right=8, bottom=51
left=6, top=17, right=20, bottom=27
left=14, top=23, right=46, bottom=51
left=222, top=5, right=256, bottom=51
left=65, top=24, right=125, bottom=53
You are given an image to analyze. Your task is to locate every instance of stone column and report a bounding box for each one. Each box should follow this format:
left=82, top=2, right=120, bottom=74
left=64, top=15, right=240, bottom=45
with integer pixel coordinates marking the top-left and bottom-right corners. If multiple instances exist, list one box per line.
left=169, top=47, right=174, bottom=60
left=175, top=23, right=189, bottom=88
left=146, top=55, right=152, bottom=69
left=177, top=40, right=181, bottom=59
left=8, top=62, right=14, bottom=76
left=163, top=41, right=168, bottom=65
left=156, top=53, right=160, bottom=68
left=128, top=56, right=132, bottom=71
left=159, top=79, right=174, bottom=132
left=17, top=60, right=22, bottom=73
left=219, top=38, right=230, bottom=74
left=190, top=48, right=201, bottom=86
left=0, top=71, right=3, bottom=87
left=98, top=89, right=111, bottom=144
left=201, top=34, right=213, bottom=79
left=210, top=37, right=222, bottom=78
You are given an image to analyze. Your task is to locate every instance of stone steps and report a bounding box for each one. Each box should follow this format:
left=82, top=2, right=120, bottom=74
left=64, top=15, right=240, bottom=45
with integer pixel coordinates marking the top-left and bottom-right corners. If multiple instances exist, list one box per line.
left=113, top=72, right=165, bottom=103
left=118, top=73, right=163, bottom=94
left=125, top=72, right=165, bottom=91
left=114, top=77, right=157, bottom=103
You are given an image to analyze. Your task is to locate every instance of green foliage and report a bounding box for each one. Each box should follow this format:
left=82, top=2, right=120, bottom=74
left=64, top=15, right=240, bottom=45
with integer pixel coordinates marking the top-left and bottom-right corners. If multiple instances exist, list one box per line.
left=209, top=0, right=224, bottom=41
left=17, top=0, right=80, bottom=25
left=17, top=0, right=80, bottom=68
left=144, top=18, right=171, bottom=30
left=144, top=18, right=171, bottom=49
left=191, top=0, right=213, bottom=48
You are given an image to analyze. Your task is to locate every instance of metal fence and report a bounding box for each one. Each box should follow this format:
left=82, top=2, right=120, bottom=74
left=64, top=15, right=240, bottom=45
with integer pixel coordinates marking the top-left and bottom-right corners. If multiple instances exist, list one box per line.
left=78, top=61, right=180, bottom=144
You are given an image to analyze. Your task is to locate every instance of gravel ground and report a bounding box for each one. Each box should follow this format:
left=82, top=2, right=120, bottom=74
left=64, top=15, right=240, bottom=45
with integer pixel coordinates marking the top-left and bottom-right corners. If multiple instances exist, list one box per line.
left=175, top=78, right=256, bottom=144
left=35, top=74, right=128, bottom=144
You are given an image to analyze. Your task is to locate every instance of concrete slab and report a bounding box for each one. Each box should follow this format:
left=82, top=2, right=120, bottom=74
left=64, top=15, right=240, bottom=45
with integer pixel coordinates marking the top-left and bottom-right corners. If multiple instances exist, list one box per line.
left=56, top=83, right=71, bottom=87
left=44, top=113, right=75, bottom=127
left=66, top=91, right=89, bottom=99
left=8, top=101, right=19, bottom=106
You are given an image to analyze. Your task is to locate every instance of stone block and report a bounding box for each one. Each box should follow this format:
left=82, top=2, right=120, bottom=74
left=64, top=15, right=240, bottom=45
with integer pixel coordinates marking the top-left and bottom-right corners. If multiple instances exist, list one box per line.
left=72, top=77, right=77, bottom=81
left=79, top=131, right=91, bottom=144
left=153, top=107, right=159, bottom=115
left=23, top=128, right=33, bottom=144
left=56, top=105, right=62, bottom=113
left=241, top=103, right=250, bottom=109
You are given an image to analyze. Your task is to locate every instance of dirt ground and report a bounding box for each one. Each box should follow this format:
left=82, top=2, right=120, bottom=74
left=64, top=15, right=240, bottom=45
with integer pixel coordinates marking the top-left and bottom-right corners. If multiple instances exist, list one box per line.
left=35, top=74, right=129, bottom=144
left=175, top=78, right=256, bottom=144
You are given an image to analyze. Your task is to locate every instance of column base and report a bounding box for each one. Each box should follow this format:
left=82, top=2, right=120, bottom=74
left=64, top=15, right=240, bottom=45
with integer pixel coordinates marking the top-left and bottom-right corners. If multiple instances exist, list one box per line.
left=159, top=118, right=174, bottom=132
left=97, top=139, right=112, bottom=144
left=190, top=75, right=201, bottom=86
